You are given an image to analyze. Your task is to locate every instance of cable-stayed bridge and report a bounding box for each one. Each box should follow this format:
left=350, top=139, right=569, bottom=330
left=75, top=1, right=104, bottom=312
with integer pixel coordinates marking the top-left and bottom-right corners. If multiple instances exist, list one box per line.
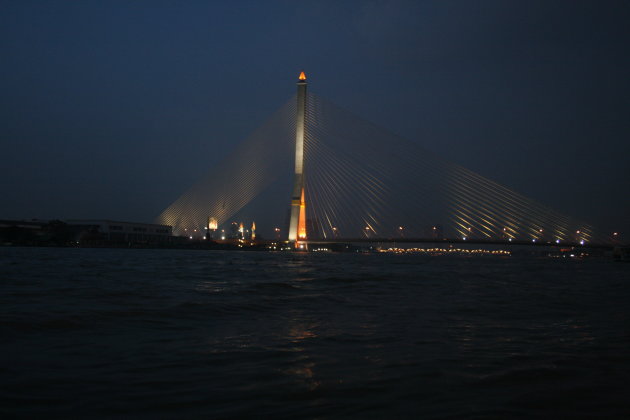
left=157, top=74, right=615, bottom=247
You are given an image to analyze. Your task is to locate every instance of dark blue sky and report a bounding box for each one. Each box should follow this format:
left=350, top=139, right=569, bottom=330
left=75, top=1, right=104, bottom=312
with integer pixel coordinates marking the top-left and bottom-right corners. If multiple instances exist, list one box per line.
left=1, top=0, right=628, bottom=235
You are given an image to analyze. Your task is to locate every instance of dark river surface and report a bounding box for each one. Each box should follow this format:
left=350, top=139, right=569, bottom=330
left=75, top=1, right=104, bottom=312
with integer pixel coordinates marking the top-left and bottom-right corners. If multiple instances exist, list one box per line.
left=1, top=247, right=629, bottom=419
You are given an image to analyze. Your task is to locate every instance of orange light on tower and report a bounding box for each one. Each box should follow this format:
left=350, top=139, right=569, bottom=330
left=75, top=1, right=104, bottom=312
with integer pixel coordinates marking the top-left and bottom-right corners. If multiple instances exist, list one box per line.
left=298, top=188, right=307, bottom=240
left=298, top=71, right=306, bottom=80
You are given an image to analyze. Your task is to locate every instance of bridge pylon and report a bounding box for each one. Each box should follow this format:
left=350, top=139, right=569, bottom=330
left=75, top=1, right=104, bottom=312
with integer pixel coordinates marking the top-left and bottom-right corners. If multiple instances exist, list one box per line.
left=288, top=71, right=307, bottom=247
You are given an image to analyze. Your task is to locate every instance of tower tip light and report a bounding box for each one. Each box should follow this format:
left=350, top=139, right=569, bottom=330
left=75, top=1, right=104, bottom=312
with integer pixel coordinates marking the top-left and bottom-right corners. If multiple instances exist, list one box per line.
left=298, top=71, right=306, bottom=80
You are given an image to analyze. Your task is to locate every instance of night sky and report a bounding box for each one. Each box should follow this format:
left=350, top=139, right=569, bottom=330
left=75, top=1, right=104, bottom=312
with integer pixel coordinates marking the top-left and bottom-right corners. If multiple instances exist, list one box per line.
left=1, top=0, right=629, bottom=235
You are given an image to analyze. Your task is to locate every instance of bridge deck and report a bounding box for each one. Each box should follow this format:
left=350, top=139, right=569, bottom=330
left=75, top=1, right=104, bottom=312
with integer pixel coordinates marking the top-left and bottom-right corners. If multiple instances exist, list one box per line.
left=302, top=238, right=613, bottom=249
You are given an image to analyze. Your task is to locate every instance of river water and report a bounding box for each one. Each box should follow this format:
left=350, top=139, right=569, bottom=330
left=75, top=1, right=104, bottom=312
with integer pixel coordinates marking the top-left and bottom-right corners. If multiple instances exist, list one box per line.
left=1, top=247, right=629, bottom=418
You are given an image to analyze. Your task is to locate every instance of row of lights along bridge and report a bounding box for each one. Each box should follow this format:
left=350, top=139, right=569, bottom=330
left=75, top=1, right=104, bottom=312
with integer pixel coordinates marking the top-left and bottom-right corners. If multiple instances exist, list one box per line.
left=184, top=222, right=621, bottom=244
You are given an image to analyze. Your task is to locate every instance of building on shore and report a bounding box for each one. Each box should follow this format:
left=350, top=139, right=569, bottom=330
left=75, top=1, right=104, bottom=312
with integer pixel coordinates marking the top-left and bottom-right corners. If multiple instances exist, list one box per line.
left=1, top=219, right=173, bottom=246
left=65, top=220, right=172, bottom=244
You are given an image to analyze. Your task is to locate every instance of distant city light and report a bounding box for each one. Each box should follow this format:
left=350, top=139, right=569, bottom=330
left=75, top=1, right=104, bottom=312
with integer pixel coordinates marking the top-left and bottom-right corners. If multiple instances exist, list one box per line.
left=532, top=239, right=536, bottom=243
left=508, top=238, right=512, bottom=242
left=189, top=236, right=193, bottom=239
left=462, top=237, right=467, bottom=240
left=580, top=240, right=585, bottom=245
left=380, top=248, right=511, bottom=256
left=613, top=232, right=618, bottom=236
left=556, top=239, right=560, bottom=244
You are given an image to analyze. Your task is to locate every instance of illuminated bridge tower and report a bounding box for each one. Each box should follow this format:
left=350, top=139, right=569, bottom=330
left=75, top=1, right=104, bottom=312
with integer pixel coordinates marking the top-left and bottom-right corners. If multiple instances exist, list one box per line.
left=288, top=71, right=307, bottom=245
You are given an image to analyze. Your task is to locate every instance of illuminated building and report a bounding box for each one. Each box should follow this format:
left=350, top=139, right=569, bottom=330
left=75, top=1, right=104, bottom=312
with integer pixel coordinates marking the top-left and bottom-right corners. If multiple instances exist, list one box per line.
left=288, top=71, right=307, bottom=245
left=207, top=217, right=217, bottom=240
left=229, top=222, right=239, bottom=239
